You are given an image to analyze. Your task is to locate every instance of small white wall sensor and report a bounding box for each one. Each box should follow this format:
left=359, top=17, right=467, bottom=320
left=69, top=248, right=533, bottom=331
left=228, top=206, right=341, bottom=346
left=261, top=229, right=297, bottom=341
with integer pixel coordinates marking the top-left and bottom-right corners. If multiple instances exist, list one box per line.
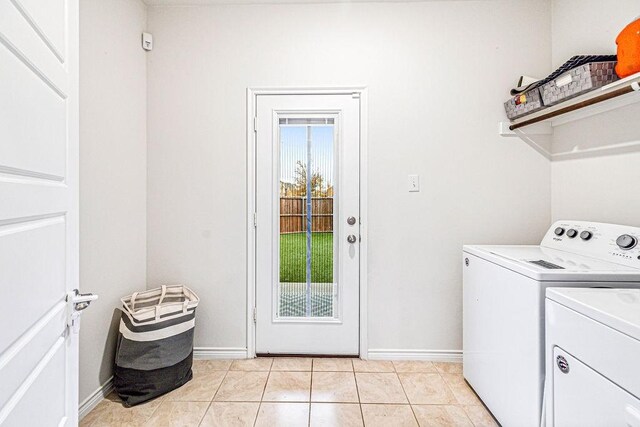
left=142, top=32, right=153, bottom=51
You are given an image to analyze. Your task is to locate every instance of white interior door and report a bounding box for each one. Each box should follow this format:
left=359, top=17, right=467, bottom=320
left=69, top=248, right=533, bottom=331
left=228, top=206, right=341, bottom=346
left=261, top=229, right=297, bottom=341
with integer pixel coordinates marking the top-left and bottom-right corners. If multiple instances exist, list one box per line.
left=0, top=1, right=84, bottom=425
left=255, top=93, right=360, bottom=355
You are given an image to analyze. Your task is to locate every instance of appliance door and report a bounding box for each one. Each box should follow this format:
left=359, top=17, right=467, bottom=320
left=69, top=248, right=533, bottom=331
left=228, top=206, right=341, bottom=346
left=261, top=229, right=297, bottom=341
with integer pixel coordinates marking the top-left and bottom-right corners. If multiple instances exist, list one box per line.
left=552, top=347, right=640, bottom=427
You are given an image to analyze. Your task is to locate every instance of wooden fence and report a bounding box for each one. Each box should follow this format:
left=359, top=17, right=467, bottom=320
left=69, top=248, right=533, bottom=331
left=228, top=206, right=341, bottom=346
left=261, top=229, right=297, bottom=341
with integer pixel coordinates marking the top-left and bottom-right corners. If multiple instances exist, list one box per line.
left=280, top=197, right=333, bottom=233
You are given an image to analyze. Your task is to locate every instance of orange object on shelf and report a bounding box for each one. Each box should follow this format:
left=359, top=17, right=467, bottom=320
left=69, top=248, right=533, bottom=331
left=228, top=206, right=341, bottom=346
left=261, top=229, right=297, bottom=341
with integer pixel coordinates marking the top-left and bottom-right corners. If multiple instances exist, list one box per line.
left=615, top=17, right=640, bottom=78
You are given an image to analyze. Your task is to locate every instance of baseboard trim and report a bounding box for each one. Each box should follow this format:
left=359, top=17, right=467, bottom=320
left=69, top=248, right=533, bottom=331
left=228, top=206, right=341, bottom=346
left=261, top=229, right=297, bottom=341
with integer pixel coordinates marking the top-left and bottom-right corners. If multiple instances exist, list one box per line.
left=367, top=349, right=462, bottom=362
left=193, top=347, right=248, bottom=359
left=78, top=377, right=113, bottom=420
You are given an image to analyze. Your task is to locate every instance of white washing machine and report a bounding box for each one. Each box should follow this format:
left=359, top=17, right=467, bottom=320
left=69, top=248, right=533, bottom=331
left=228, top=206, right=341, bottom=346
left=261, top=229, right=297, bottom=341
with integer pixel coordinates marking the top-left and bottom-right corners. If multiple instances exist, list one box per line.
left=545, top=288, right=640, bottom=427
left=463, top=220, right=640, bottom=427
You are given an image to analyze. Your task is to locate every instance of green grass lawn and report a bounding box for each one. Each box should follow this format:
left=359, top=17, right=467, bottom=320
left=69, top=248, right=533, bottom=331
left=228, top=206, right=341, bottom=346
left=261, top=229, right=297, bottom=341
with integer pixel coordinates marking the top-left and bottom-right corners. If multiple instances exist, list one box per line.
left=280, top=232, right=333, bottom=283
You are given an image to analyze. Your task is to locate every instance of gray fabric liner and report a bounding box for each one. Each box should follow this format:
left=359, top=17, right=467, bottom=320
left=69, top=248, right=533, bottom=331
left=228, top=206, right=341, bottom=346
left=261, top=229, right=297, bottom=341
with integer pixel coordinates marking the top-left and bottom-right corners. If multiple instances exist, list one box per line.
left=126, top=289, right=191, bottom=300
left=126, top=307, right=196, bottom=324
left=131, top=297, right=189, bottom=309
left=114, top=352, right=193, bottom=406
left=116, top=328, right=194, bottom=370
left=129, top=297, right=189, bottom=310
left=121, top=310, right=196, bottom=333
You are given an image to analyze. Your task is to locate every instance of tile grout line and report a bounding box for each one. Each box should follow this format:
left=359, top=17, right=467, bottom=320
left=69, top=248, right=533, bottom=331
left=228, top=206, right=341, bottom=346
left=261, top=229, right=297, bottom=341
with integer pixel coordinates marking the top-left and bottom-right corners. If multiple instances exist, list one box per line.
left=436, top=366, right=482, bottom=426
left=309, top=358, right=318, bottom=427
left=395, top=369, right=420, bottom=426
left=210, top=366, right=233, bottom=401
left=351, top=361, right=366, bottom=425
left=142, top=384, right=169, bottom=425
left=437, top=369, right=465, bottom=406
left=307, top=361, right=314, bottom=427
left=253, top=359, right=274, bottom=427
left=197, top=365, right=232, bottom=427
left=456, top=370, right=499, bottom=426
left=350, top=358, right=369, bottom=426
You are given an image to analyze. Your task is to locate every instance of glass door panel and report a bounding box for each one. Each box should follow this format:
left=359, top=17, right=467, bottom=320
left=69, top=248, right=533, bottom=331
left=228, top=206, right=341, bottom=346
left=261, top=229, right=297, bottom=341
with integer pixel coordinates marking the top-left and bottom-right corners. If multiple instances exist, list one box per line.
left=278, top=117, right=336, bottom=319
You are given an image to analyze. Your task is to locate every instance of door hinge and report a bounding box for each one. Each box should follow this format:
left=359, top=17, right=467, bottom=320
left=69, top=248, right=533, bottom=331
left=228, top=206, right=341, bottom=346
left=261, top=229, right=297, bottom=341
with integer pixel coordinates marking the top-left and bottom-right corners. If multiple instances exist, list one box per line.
left=253, top=117, right=257, bottom=132
left=253, top=307, right=257, bottom=323
left=253, top=212, right=257, bottom=228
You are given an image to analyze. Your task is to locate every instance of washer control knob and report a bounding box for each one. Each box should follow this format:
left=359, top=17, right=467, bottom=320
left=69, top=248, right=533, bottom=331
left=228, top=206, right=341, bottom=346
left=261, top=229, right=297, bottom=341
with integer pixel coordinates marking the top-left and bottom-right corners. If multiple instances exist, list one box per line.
left=616, top=234, right=638, bottom=250
left=580, top=231, right=592, bottom=241
left=554, top=227, right=565, bottom=236
left=566, top=229, right=578, bottom=238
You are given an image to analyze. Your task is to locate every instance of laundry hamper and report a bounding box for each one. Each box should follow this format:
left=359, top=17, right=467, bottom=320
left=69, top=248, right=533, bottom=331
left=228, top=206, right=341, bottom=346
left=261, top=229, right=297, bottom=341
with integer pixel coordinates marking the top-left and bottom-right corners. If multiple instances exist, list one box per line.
left=114, top=285, right=200, bottom=406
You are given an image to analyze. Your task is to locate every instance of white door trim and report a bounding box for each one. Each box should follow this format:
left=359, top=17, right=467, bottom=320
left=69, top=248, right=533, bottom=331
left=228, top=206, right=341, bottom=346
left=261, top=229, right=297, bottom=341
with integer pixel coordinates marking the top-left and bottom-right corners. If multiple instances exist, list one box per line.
left=246, top=87, right=368, bottom=359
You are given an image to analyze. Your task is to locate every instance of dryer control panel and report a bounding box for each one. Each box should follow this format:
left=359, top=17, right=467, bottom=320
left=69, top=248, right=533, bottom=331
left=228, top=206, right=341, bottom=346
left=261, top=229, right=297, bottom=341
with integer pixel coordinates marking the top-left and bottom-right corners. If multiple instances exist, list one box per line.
left=542, top=221, right=640, bottom=268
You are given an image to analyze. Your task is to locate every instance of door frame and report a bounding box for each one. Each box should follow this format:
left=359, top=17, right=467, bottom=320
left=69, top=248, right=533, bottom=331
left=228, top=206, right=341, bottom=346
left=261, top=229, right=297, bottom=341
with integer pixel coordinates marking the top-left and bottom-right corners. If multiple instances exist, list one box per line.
left=246, top=87, right=368, bottom=359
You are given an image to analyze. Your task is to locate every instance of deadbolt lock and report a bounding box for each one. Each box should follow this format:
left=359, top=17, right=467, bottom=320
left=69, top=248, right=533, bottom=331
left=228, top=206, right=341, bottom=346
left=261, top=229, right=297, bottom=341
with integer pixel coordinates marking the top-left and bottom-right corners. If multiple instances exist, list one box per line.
left=556, top=355, right=570, bottom=374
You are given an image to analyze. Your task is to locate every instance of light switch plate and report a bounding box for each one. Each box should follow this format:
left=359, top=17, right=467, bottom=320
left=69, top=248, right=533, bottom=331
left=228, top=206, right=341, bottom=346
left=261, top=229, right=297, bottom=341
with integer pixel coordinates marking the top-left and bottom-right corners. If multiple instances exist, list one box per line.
left=408, top=174, right=420, bottom=192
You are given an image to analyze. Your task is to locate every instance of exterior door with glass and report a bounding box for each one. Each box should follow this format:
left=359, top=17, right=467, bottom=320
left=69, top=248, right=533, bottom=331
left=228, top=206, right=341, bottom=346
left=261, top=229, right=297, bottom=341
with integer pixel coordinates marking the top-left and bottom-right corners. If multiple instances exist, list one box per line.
left=255, top=93, right=360, bottom=355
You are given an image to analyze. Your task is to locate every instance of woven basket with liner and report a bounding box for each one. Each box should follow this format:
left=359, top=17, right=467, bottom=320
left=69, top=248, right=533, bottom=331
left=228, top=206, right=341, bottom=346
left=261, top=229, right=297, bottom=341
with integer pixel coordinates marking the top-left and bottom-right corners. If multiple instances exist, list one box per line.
left=114, top=285, right=200, bottom=406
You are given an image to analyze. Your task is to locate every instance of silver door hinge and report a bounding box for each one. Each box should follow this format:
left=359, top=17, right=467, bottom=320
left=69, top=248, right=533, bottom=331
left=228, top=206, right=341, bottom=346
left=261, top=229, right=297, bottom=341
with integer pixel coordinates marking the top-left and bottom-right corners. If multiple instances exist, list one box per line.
left=253, top=117, right=257, bottom=132
left=253, top=307, right=257, bottom=323
left=253, top=212, right=257, bottom=228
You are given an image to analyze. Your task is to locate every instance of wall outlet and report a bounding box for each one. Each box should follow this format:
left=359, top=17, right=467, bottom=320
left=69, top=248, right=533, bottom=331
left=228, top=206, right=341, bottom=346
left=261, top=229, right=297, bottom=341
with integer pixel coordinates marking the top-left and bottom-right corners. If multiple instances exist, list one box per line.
left=408, top=174, right=420, bottom=192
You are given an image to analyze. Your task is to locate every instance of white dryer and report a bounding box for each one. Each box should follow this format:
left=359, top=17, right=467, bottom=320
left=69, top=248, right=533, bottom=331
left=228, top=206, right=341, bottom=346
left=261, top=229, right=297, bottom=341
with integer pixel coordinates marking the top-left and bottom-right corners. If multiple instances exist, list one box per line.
left=545, top=288, right=640, bottom=427
left=463, top=221, right=640, bottom=427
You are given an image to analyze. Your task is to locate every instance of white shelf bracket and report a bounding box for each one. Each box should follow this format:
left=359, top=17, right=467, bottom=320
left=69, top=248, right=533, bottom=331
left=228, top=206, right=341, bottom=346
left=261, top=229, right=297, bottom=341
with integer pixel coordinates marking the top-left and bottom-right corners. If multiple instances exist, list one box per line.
left=498, top=121, right=552, bottom=137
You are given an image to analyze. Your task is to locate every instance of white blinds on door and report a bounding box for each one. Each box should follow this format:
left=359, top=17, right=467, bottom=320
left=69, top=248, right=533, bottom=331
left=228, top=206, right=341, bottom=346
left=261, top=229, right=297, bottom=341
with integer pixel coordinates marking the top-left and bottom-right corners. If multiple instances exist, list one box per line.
left=278, top=117, right=337, bottom=318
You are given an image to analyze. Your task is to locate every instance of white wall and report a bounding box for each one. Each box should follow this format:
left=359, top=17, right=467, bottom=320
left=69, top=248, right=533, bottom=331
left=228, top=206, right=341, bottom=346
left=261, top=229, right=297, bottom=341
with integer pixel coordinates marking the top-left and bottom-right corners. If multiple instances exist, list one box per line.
left=146, top=0, right=551, bottom=355
left=551, top=0, right=637, bottom=68
left=79, top=0, right=147, bottom=404
left=550, top=0, right=640, bottom=227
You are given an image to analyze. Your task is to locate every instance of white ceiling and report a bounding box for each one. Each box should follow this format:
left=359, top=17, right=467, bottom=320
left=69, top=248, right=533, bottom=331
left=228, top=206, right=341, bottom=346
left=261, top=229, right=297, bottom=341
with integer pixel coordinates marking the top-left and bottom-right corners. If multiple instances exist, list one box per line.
left=143, top=0, right=458, bottom=5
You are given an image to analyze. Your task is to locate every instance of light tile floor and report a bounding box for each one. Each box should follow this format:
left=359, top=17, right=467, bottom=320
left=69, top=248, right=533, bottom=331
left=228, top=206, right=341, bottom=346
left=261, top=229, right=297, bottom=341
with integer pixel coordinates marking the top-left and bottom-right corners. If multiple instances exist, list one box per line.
left=81, top=358, right=498, bottom=427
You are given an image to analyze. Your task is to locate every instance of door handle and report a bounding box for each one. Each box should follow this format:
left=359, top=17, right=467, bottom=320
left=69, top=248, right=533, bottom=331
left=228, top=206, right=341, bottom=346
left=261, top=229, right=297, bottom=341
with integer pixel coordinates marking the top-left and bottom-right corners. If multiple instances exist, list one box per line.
left=347, top=235, right=357, bottom=244
left=66, top=289, right=98, bottom=334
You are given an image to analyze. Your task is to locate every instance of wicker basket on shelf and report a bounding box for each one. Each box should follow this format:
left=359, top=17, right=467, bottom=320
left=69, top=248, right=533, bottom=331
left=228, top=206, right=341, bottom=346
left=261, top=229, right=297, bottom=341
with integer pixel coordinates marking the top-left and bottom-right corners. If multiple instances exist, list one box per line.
left=540, top=61, right=619, bottom=106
